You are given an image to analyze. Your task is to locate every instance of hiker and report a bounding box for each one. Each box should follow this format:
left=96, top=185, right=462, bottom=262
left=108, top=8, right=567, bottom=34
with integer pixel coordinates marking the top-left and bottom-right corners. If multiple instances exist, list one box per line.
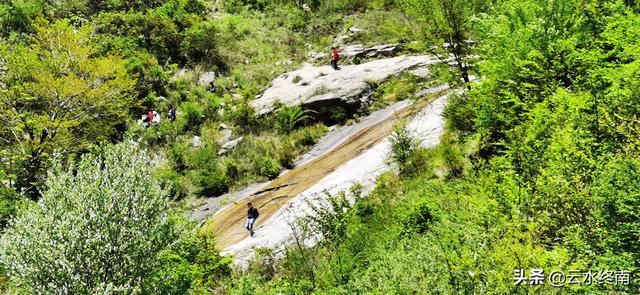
left=209, top=81, right=217, bottom=93
left=142, top=114, right=150, bottom=128
left=168, top=106, right=176, bottom=122
left=147, top=111, right=154, bottom=126
left=331, top=47, right=340, bottom=70
left=246, top=202, right=259, bottom=237
left=152, top=110, right=161, bottom=124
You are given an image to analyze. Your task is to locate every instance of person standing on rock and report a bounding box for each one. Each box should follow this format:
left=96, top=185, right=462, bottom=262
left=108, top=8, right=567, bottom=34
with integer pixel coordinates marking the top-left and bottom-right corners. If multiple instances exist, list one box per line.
left=246, top=202, right=259, bottom=237
left=331, top=47, right=340, bottom=70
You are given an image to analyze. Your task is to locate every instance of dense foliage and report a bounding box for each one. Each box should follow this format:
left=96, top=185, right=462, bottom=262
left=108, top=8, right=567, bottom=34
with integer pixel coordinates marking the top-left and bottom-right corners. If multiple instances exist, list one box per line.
left=0, top=143, right=229, bottom=293
left=223, top=0, right=640, bottom=294
left=2, top=0, right=639, bottom=293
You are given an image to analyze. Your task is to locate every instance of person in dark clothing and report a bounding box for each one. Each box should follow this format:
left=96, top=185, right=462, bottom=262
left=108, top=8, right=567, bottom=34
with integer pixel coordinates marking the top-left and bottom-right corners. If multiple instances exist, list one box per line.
left=142, top=114, right=150, bottom=128
left=331, top=47, right=340, bottom=70
left=168, top=106, right=176, bottom=122
left=209, top=81, right=217, bottom=93
left=246, top=202, right=259, bottom=237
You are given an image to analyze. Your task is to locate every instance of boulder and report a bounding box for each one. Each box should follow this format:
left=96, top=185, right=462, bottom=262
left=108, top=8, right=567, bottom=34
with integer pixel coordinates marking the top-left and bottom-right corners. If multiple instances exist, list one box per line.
left=333, top=35, right=350, bottom=46
left=218, top=136, right=244, bottom=155
left=342, top=44, right=397, bottom=59
left=251, top=55, right=442, bottom=115
left=171, top=68, right=190, bottom=82
left=193, top=136, right=203, bottom=148
left=216, top=129, right=233, bottom=146
left=348, top=26, right=366, bottom=34
left=408, top=67, right=430, bottom=78
left=308, top=52, right=328, bottom=62
left=198, top=71, right=216, bottom=86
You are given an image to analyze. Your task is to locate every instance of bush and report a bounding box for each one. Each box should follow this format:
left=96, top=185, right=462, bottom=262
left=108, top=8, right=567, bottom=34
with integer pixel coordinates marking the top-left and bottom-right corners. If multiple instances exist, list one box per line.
left=401, top=201, right=433, bottom=236
left=155, top=167, right=189, bottom=200
left=259, top=155, right=281, bottom=179
left=276, top=106, right=311, bottom=134
left=0, top=186, right=20, bottom=229
left=290, top=124, right=328, bottom=147
left=0, top=143, right=178, bottom=293
left=400, top=148, right=434, bottom=177
left=224, top=96, right=257, bottom=131
left=149, top=231, right=232, bottom=294
left=389, top=122, right=419, bottom=171
left=182, top=20, right=218, bottom=62
left=443, top=92, right=475, bottom=134
left=187, top=147, right=229, bottom=197
left=180, top=101, right=205, bottom=131
left=0, top=0, right=47, bottom=37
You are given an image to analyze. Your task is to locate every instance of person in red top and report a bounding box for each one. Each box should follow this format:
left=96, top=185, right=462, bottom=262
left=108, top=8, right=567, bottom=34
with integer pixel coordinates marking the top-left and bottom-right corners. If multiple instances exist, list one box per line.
left=331, top=47, right=340, bottom=70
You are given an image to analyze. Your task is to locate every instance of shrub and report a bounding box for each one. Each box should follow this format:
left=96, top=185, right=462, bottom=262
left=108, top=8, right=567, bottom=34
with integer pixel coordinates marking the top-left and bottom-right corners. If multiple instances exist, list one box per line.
left=259, top=155, right=281, bottom=179
left=187, top=147, right=229, bottom=197
left=0, top=186, right=19, bottom=229
left=167, top=140, right=189, bottom=171
left=275, top=105, right=312, bottom=134
left=443, top=92, right=476, bottom=134
left=155, top=167, right=188, bottom=200
left=400, top=148, right=434, bottom=177
left=388, top=122, right=419, bottom=170
left=180, top=101, right=205, bottom=131
left=224, top=158, right=240, bottom=181
left=224, top=96, right=257, bottom=131
left=0, top=143, right=178, bottom=293
left=182, top=20, right=218, bottom=62
left=148, top=231, right=232, bottom=294
left=401, top=201, right=433, bottom=236
left=290, top=124, right=328, bottom=146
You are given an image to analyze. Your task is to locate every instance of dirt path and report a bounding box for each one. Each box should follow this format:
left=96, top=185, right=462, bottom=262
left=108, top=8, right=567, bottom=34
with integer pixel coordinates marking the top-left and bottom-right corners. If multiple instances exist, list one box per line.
left=202, top=94, right=445, bottom=250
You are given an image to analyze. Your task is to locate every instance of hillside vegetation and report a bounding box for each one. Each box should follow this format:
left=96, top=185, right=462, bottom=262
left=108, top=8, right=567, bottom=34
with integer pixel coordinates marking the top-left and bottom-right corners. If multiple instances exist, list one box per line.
left=1, top=0, right=639, bottom=294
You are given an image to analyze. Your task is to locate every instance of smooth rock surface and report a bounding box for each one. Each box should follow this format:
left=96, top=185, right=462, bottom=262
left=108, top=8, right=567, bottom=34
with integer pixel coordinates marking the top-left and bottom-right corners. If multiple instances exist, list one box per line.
left=342, top=44, right=397, bottom=59
left=251, top=55, right=441, bottom=114
left=224, top=93, right=452, bottom=266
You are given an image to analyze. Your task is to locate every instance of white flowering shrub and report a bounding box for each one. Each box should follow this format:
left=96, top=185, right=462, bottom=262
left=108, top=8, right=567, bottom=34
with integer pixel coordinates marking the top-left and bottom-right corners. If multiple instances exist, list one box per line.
left=0, top=143, right=179, bottom=294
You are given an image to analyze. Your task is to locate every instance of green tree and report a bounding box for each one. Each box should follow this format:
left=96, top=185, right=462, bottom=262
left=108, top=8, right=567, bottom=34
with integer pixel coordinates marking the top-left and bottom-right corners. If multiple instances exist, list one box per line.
left=0, top=143, right=179, bottom=293
left=0, top=0, right=48, bottom=37
left=0, top=19, right=136, bottom=199
left=404, top=0, right=489, bottom=87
